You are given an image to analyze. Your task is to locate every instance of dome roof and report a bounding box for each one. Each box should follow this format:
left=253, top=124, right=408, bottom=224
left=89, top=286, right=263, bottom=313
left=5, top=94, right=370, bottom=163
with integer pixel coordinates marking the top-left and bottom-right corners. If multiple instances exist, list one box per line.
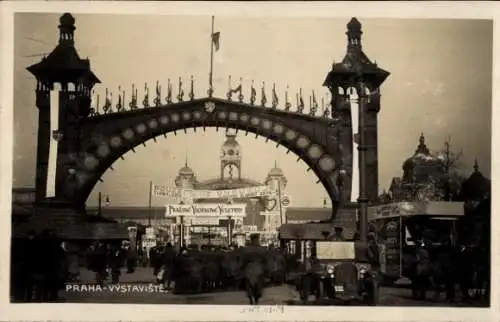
left=178, top=157, right=194, bottom=176
left=178, top=165, right=194, bottom=176
left=222, top=131, right=240, bottom=149
left=267, top=161, right=284, bottom=177
left=60, top=13, right=75, bottom=27
left=403, top=133, right=442, bottom=169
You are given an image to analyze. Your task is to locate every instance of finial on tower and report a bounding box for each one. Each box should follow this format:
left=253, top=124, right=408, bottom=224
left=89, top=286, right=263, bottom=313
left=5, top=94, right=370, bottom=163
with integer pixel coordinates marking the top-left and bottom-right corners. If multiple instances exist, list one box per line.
left=58, top=13, right=76, bottom=46
left=474, top=159, right=479, bottom=173
left=415, top=132, right=430, bottom=154
left=185, top=153, right=188, bottom=167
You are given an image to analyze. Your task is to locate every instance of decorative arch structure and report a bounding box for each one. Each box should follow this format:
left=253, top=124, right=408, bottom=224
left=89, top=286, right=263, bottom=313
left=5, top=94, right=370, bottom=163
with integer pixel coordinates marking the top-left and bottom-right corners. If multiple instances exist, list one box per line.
left=26, top=14, right=389, bottom=227
left=59, top=97, right=353, bottom=209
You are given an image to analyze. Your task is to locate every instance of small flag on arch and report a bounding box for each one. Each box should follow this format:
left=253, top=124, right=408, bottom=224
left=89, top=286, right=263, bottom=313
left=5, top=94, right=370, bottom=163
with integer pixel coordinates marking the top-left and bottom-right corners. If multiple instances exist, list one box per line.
left=212, top=31, right=221, bottom=51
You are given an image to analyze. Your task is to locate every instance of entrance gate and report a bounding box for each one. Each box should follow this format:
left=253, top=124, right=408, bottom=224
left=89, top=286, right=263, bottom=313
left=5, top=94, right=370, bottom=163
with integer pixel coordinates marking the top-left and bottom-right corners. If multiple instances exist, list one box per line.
left=25, top=14, right=389, bottom=239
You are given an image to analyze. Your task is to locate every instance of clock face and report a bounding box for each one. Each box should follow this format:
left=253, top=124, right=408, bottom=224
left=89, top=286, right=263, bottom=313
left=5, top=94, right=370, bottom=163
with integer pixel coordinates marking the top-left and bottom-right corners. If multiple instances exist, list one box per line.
left=228, top=149, right=235, bottom=156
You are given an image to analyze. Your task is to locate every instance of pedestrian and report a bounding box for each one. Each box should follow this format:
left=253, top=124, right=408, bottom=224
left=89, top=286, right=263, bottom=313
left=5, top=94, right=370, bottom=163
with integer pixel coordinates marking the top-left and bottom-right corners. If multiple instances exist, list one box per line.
left=162, top=242, right=176, bottom=290
left=109, top=245, right=123, bottom=284
left=92, top=241, right=108, bottom=286
left=126, top=244, right=137, bottom=274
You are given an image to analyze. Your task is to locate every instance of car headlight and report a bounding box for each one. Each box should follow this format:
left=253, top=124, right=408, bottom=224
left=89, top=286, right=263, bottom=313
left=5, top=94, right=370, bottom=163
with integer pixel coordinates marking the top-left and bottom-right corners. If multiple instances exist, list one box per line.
left=360, top=268, right=367, bottom=274
left=326, top=265, right=334, bottom=274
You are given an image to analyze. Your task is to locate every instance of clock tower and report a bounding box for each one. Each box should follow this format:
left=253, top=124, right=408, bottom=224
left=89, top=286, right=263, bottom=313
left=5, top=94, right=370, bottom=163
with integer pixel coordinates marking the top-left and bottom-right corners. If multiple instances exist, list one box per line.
left=220, top=129, right=241, bottom=181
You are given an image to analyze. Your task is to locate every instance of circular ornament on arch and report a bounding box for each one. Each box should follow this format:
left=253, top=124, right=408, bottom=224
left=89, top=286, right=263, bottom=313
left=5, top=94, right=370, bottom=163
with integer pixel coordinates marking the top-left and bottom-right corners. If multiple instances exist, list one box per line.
left=193, top=111, right=202, bottom=120
left=171, top=113, right=180, bottom=123
left=262, top=119, right=272, bottom=130
left=110, top=136, right=123, bottom=148
left=136, top=123, right=147, bottom=134
left=122, top=128, right=134, bottom=140
left=296, top=136, right=310, bottom=149
left=159, top=115, right=169, bottom=125
left=96, top=144, right=111, bottom=158
left=229, top=112, right=238, bottom=121
left=218, top=111, right=227, bottom=120
left=251, top=116, right=260, bottom=126
left=285, top=129, right=297, bottom=141
left=240, top=114, right=250, bottom=123
left=319, top=155, right=335, bottom=172
left=148, top=119, right=159, bottom=129
left=273, top=123, right=285, bottom=134
left=83, top=155, right=99, bottom=170
left=182, top=111, right=191, bottom=121
left=308, top=144, right=323, bottom=159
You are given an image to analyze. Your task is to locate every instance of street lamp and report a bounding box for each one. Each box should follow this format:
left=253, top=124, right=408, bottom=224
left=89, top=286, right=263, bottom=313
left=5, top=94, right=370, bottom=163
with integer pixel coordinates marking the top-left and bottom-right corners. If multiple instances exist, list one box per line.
left=98, top=192, right=110, bottom=216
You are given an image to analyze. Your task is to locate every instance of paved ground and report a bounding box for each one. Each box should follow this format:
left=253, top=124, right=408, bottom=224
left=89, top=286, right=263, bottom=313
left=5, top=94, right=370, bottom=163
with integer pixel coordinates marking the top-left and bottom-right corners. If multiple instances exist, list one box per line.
left=60, top=267, right=486, bottom=307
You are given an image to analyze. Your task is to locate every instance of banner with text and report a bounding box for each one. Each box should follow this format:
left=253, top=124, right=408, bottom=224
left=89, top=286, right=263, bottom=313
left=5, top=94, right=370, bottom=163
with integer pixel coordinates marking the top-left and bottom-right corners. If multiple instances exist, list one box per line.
left=154, top=185, right=275, bottom=200
left=165, top=203, right=247, bottom=218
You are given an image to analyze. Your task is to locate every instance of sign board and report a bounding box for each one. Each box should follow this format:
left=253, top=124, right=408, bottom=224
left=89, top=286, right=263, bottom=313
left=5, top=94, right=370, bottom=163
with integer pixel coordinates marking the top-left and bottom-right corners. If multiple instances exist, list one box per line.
left=154, top=185, right=274, bottom=199
left=316, top=241, right=355, bottom=260
left=165, top=203, right=246, bottom=218
left=368, top=201, right=464, bottom=221
left=262, top=210, right=281, bottom=216
left=281, top=195, right=291, bottom=207
left=189, top=217, right=220, bottom=226
left=145, top=227, right=155, bottom=238
left=242, top=225, right=258, bottom=232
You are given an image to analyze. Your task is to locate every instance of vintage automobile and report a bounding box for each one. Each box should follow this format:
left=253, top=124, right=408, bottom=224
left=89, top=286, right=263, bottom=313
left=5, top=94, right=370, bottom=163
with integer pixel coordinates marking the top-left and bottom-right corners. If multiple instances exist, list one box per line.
left=278, top=222, right=380, bottom=305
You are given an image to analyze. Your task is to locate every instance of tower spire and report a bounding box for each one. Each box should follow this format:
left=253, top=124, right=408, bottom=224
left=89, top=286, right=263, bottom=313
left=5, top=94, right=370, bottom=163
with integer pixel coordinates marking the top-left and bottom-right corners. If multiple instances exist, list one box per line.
left=346, top=17, right=362, bottom=50
left=474, top=159, right=479, bottom=173
left=274, top=160, right=278, bottom=168
left=185, top=152, right=188, bottom=167
left=58, top=13, right=76, bottom=46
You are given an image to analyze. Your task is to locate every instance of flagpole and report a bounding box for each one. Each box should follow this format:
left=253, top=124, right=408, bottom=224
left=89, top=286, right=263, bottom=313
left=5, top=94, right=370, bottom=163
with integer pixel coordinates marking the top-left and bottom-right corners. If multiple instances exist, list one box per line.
left=209, top=16, right=215, bottom=97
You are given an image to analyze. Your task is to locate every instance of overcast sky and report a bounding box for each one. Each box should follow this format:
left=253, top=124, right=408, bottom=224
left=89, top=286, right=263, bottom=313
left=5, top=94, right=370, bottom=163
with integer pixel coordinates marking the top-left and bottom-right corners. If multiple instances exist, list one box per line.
left=12, top=13, right=492, bottom=207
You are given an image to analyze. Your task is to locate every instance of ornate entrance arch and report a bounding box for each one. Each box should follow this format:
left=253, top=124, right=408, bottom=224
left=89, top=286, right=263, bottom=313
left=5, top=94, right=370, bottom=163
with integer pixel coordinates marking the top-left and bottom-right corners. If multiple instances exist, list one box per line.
left=27, top=14, right=389, bottom=219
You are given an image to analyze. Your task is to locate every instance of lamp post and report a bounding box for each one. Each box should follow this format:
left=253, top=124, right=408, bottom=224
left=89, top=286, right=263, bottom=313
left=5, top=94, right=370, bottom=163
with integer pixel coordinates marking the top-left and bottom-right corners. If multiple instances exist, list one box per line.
left=98, top=192, right=110, bottom=216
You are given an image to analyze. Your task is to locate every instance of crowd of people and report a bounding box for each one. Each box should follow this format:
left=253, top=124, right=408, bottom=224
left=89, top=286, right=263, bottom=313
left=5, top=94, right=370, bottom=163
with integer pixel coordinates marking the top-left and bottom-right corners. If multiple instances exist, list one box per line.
left=11, top=229, right=67, bottom=302
left=407, top=237, right=490, bottom=303
left=10, top=228, right=490, bottom=305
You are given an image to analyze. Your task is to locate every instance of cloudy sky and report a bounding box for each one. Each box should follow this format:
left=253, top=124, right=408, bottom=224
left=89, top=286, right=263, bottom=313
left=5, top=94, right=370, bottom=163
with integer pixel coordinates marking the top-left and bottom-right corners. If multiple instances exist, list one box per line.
left=12, top=13, right=492, bottom=207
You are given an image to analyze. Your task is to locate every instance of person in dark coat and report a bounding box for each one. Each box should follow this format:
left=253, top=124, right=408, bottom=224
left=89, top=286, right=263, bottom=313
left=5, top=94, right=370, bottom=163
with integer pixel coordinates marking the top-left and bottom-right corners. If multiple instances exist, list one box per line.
left=162, top=242, right=176, bottom=290
left=109, top=245, right=123, bottom=284
left=242, top=234, right=268, bottom=305
left=126, top=244, right=137, bottom=274
left=92, top=241, right=108, bottom=286
left=411, top=240, right=432, bottom=300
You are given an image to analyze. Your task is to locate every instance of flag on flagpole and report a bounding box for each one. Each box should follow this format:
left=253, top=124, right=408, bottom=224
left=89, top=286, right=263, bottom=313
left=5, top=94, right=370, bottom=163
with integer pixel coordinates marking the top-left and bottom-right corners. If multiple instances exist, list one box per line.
left=212, top=31, right=221, bottom=51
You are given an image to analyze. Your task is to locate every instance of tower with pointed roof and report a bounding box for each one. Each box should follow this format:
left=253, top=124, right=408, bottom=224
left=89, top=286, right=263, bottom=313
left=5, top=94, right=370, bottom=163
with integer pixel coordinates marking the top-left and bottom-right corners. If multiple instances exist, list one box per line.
left=27, top=13, right=100, bottom=203
left=323, top=17, right=390, bottom=205
left=220, top=129, right=241, bottom=181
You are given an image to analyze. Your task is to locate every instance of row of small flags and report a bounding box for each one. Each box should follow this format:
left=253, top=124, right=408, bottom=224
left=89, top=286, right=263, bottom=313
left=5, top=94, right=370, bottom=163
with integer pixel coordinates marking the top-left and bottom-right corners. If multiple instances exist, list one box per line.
left=91, top=81, right=328, bottom=114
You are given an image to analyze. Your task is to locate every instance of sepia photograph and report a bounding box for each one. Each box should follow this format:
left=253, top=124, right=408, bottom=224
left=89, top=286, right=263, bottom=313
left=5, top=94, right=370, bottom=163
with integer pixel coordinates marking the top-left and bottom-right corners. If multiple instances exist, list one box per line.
left=1, top=2, right=496, bottom=320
